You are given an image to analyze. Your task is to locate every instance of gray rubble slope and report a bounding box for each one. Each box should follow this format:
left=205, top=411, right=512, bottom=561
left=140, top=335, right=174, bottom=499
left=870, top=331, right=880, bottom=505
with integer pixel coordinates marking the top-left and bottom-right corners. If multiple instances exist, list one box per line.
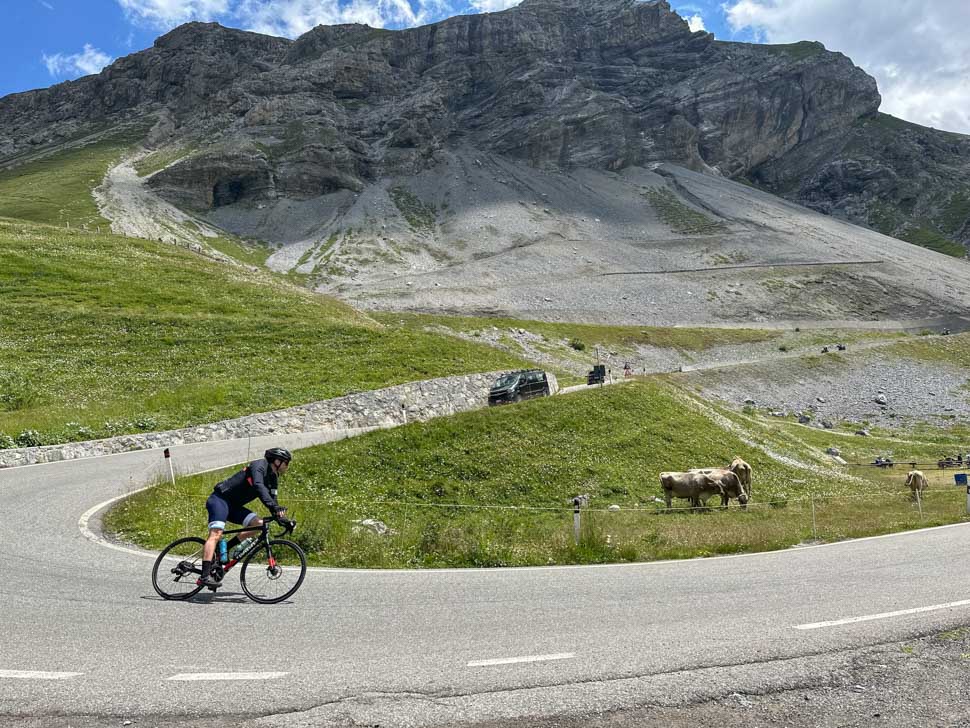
left=265, top=152, right=970, bottom=326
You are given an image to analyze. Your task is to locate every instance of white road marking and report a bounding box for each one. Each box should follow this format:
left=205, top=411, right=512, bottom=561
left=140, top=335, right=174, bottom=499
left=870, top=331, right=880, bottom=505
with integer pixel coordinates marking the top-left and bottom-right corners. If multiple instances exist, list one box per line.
left=467, top=653, right=575, bottom=667
left=794, top=599, right=970, bottom=630
left=78, top=486, right=157, bottom=558
left=0, top=670, right=82, bottom=680
left=167, top=672, right=288, bottom=681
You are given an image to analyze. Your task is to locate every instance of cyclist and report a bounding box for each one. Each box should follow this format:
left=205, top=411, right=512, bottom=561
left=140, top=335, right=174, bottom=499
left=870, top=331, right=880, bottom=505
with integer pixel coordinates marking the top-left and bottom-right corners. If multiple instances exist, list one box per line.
left=197, top=447, right=291, bottom=588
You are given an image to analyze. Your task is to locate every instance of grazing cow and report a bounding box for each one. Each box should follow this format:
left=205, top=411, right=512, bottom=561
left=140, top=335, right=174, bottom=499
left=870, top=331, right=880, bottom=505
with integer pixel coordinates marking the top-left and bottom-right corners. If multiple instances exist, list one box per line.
left=704, top=469, right=748, bottom=509
left=905, top=470, right=928, bottom=500
left=692, top=456, right=752, bottom=498
left=659, top=471, right=723, bottom=510
left=729, top=456, right=752, bottom=495
left=688, top=468, right=749, bottom=509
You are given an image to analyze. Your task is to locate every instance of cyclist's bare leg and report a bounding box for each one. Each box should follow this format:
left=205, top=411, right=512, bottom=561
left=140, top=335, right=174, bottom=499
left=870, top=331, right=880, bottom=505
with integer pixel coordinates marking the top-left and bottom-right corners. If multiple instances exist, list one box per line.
left=203, top=527, right=224, bottom=562
left=235, top=518, right=263, bottom=544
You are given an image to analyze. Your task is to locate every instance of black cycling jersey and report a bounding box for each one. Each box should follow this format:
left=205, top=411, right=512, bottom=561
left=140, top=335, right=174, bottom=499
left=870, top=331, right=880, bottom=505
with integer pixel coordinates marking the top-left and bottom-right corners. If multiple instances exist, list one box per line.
left=213, top=458, right=281, bottom=514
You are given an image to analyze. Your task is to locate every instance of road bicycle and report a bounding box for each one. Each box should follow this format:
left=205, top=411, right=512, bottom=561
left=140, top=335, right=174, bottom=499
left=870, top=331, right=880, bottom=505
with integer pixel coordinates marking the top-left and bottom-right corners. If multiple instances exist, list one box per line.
left=151, top=516, right=307, bottom=604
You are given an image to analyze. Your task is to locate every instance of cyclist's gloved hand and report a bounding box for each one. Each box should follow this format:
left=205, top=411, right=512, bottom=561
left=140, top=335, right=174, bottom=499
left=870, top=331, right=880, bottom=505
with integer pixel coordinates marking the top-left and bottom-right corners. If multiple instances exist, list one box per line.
left=274, top=506, right=288, bottom=520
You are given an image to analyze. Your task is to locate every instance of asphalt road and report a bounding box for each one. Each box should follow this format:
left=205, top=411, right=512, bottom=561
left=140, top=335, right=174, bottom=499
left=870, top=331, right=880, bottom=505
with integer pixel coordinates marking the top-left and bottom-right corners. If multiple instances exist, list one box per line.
left=3, top=432, right=970, bottom=726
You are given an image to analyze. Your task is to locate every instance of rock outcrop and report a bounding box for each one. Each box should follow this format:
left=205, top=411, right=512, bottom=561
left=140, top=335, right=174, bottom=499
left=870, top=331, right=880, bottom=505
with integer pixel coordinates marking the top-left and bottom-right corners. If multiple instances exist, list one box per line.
left=0, top=0, right=967, bottom=254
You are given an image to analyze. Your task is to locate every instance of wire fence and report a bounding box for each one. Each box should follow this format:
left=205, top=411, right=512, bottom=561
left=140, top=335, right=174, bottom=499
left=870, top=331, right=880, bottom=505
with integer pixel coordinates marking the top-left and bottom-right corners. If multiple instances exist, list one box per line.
left=113, top=457, right=970, bottom=569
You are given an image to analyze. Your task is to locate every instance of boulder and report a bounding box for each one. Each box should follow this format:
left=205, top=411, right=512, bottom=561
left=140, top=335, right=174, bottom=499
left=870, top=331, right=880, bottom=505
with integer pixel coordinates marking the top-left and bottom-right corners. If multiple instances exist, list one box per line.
left=352, top=518, right=394, bottom=536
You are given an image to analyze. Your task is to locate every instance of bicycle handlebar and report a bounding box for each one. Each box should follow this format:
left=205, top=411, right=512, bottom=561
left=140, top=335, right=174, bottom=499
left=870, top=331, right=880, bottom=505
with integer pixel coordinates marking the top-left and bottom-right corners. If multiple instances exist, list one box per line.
left=266, top=515, right=297, bottom=535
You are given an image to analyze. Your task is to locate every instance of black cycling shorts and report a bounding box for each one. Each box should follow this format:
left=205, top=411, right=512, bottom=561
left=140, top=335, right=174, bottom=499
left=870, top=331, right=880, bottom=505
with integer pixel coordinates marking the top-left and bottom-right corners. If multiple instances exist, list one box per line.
left=205, top=493, right=258, bottom=530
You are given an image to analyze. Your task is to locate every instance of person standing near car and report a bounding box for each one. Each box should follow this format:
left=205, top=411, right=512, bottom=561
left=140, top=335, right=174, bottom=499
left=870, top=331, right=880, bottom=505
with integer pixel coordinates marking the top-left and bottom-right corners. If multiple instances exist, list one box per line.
left=197, top=447, right=291, bottom=587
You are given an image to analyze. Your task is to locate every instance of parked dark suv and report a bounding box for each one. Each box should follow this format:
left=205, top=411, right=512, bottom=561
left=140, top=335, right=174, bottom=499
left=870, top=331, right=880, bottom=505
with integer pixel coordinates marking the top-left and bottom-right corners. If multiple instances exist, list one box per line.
left=488, top=369, right=558, bottom=406
left=587, top=364, right=606, bottom=385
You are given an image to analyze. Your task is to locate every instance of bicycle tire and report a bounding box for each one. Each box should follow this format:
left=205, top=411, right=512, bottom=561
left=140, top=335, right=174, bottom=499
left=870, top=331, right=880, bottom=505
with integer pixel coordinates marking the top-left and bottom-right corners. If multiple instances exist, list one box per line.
left=240, top=538, right=307, bottom=604
left=152, top=536, right=206, bottom=600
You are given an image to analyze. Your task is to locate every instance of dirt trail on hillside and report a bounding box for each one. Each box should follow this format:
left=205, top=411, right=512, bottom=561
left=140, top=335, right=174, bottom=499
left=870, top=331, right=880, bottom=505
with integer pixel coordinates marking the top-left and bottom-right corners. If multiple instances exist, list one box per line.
left=94, top=154, right=231, bottom=262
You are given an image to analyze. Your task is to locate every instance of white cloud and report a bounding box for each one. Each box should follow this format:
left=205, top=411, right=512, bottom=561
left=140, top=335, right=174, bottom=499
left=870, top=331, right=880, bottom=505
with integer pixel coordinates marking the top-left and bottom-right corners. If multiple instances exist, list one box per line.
left=235, top=0, right=434, bottom=36
left=116, top=0, right=462, bottom=36
left=686, top=13, right=705, bottom=32
left=724, top=0, right=970, bottom=134
left=42, top=44, right=113, bottom=78
left=116, top=0, right=230, bottom=27
left=38, top=1, right=54, bottom=10
left=468, top=0, right=522, bottom=12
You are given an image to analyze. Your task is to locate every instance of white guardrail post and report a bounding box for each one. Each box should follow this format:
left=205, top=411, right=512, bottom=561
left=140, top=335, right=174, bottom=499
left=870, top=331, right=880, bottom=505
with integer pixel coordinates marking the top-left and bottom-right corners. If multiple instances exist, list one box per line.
left=164, top=447, right=176, bottom=487
left=573, top=497, right=581, bottom=545
left=812, top=493, right=818, bottom=541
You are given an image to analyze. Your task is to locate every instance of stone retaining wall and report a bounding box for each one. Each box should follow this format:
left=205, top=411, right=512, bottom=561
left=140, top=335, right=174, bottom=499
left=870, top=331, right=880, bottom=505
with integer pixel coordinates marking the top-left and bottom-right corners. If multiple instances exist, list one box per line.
left=0, top=371, right=508, bottom=469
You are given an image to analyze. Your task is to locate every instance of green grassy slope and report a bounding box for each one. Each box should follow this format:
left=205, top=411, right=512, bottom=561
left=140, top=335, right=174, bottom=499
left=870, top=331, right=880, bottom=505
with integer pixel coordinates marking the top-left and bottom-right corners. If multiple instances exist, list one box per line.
left=106, top=380, right=967, bottom=568
left=0, top=219, right=531, bottom=446
left=0, top=130, right=535, bottom=446
left=0, top=134, right=138, bottom=228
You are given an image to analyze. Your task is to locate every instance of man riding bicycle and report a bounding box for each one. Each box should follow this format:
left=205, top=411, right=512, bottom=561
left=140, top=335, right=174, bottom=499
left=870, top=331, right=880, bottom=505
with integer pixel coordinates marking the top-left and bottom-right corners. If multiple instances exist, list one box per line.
left=198, top=447, right=291, bottom=588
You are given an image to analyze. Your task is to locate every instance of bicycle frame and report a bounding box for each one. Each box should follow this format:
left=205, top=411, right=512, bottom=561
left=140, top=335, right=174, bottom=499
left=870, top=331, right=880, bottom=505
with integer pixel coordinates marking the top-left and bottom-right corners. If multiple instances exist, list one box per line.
left=213, top=518, right=294, bottom=574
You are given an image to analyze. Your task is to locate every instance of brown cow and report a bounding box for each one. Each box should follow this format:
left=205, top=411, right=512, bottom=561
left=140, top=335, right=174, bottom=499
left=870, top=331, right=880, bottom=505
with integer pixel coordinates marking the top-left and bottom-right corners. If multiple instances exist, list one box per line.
left=729, top=456, right=752, bottom=495
left=693, top=457, right=752, bottom=498
left=659, top=471, right=724, bottom=510
left=689, top=468, right=749, bottom=509
left=905, top=470, right=928, bottom=500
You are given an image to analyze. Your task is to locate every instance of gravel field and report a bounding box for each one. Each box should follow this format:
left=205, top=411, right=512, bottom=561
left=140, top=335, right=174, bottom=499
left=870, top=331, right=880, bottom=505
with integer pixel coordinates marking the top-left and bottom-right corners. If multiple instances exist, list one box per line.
left=431, top=319, right=970, bottom=430
left=98, top=152, right=970, bottom=330
left=685, top=350, right=970, bottom=430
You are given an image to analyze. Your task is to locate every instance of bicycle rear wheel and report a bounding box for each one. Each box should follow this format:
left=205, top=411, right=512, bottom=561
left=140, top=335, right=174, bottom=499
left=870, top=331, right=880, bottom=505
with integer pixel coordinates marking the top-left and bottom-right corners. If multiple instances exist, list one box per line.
left=240, top=539, right=307, bottom=604
left=152, top=536, right=206, bottom=600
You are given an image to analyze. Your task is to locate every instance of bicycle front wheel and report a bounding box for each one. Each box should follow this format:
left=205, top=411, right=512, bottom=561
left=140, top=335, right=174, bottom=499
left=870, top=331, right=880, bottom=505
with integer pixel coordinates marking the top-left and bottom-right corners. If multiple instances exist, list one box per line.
left=240, top=539, right=307, bottom=604
left=152, top=536, right=206, bottom=600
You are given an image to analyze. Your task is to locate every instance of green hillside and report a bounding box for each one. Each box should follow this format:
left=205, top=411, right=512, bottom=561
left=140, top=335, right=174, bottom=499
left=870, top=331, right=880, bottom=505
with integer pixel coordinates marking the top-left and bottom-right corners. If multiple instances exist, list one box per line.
left=106, top=380, right=968, bottom=568
left=0, top=219, right=530, bottom=447
left=0, top=136, right=538, bottom=447
left=0, top=134, right=136, bottom=228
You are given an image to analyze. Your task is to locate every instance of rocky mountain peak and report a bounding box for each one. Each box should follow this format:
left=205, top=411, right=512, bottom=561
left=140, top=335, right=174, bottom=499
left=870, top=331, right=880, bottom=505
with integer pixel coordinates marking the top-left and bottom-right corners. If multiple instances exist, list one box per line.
left=1, top=1, right=967, bottom=257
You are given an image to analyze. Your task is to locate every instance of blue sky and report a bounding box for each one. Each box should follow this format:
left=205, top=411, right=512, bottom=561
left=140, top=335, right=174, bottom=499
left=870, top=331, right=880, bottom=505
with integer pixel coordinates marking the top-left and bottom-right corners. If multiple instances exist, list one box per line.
left=0, top=1, right=746, bottom=98
left=3, top=0, right=969, bottom=134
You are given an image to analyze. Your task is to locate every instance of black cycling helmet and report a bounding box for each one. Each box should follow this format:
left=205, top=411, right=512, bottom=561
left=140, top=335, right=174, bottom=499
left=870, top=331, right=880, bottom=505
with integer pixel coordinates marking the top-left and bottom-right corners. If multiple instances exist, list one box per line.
left=264, top=447, right=292, bottom=464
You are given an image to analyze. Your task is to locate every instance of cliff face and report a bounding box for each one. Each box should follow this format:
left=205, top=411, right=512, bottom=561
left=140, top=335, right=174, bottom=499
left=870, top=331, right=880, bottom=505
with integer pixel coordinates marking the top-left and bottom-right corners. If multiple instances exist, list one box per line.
left=0, top=0, right=966, bottom=252
left=752, top=113, right=970, bottom=253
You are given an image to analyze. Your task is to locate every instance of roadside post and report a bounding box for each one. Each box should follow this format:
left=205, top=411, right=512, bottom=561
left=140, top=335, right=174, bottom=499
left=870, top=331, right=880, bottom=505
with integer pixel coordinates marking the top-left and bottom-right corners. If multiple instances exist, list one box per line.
left=810, top=494, right=817, bottom=540
left=573, top=497, right=581, bottom=545
left=164, top=447, right=176, bottom=487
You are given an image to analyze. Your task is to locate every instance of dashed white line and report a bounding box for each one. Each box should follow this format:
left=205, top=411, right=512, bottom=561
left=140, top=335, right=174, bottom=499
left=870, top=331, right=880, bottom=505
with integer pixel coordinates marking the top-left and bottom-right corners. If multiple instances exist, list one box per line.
left=0, top=670, right=83, bottom=680
left=467, top=653, right=575, bottom=667
left=794, top=599, right=970, bottom=630
left=167, top=672, right=288, bottom=681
